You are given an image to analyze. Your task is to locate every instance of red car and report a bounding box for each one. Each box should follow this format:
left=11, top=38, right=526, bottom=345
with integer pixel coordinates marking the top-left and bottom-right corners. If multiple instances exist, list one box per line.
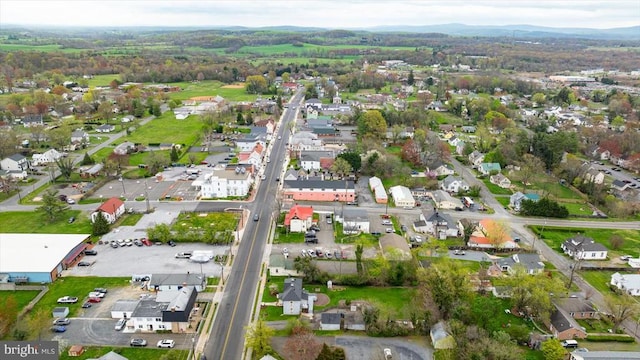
left=141, top=238, right=152, bottom=246
left=87, top=297, right=101, bottom=303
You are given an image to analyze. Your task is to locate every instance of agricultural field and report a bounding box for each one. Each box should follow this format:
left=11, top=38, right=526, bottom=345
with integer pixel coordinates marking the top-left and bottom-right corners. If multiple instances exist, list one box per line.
left=232, top=43, right=418, bottom=57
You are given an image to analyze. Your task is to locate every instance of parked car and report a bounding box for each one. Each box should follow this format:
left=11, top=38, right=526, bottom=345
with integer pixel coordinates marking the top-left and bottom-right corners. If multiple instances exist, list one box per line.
left=117, top=239, right=126, bottom=247
left=124, top=239, right=133, bottom=246
left=157, top=339, right=175, bottom=348
left=81, top=302, right=92, bottom=308
left=381, top=219, right=392, bottom=225
left=53, top=318, right=70, bottom=326
left=84, top=249, right=97, bottom=256
left=51, top=326, right=67, bottom=333
left=400, top=225, right=407, bottom=232
left=300, top=249, right=307, bottom=257
left=57, top=296, right=78, bottom=304
left=371, top=231, right=382, bottom=236
left=133, top=239, right=143, bottom=246
left=110, top=241, right=119, bottom=248
left=309, top=225, right=320, bottom=231
left=77, top=261, right=92, bottom=267
left=94, top=288, right=108, bottom=294
left=385, top=228, right=394, bottom=233
left=141, top=238, right=152, bottom=246
left=87, top=297, right=101, bottom=303
left=115, top=318, right=127, bottom=331
left=130, top=338, right=147, bottom=347
left=89, top=291, right=105, bottom=298
left=66, top=198, right=75, bottom=204
left=453, top=249, right=466, bottom=255
left=168, top=240, right=176, bottom=247
left=175, top=252, right=193, bottom=259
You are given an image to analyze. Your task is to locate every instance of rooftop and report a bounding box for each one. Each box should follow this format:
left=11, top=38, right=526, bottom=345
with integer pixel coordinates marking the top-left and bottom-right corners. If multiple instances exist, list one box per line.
left=0, top=233, right=90, bottom=273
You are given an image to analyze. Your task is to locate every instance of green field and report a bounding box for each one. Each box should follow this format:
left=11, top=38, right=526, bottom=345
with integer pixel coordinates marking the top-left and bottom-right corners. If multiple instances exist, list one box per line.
left=234, top=43, right=417, bottom=56
left=0, top=43, right=77, bottom=53
left=125, top=112, right=203, bottom=145
left=531, top=226, right=640, bottom=257
left=172, top=212, right=239, bottom=234
left=86, top=74, right=122, bottom=87
left=482, top=178, right=514, bottom=195
left=0, top=210, right=92, bottom=234
left=166, top=80, right=256, bottom=102
left=0, top=290, right=40, bottom=312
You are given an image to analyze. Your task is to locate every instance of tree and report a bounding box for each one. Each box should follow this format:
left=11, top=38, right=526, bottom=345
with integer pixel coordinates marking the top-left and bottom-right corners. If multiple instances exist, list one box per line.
left=336, top=152, right=361, bottom=173
left=29, top=124, right=47, bottom=145
left=0, top=295, right=18, bottom=337
left=541, top=338, right=566, bottom=360
left=357, top=110, right=387, bottom=139
left=293, top=256, right=324, bottom=283
left=316, top=343, right=346, bottom=360
left=80, top=152, right=95, bottom=166
left=355, top=244, right=364, bottom=275
left=55, top=157, right=74, bottom=181
left=418, top=260, right=471, bottom=319
left=147, top=223, right=172, bottom=243
left=606, top=295, right=638, bottom=331
left=236, top=112, right=244, bottom=125
left=507, top=270, right=563, bottom=321
left=245, top=75, right=268, bottom=94
left=146, top=151, right=169, bottom=175
left=407, top=70, right=415, bottom=85
left=170, top=146, right=179, bottom=162
left=92, top=211, right=110, bottom=236
left=28, top=308, right=51, bottom=340
left=0, top=128, right=20, bottom=159
left=36, top=190, right=69, bottom=223
left=97, top=101, right=114, bottom=124
left=283, top=325, right=322, bottom=360
left=330, top=158, right=352, bottom=179
left=532, top=93, right=546, bottom=106
left=49, top=126, right=71, bottom=150
left=245, top=318, right=274, bottom=359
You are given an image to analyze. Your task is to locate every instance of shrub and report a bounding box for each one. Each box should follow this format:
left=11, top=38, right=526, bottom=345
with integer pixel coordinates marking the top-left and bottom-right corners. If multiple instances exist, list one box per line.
left=586, top=334, right=635, bottom=342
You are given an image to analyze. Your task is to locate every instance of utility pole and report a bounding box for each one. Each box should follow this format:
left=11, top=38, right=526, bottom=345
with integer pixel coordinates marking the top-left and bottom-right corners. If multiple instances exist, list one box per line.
left=567, top=257, right=583, bottom=289
left=143, top=178, right=150, bottom=213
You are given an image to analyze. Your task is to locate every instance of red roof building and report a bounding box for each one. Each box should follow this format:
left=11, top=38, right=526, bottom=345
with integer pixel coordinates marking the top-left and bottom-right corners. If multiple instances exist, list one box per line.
left=284, top=205, right=314, bottom=233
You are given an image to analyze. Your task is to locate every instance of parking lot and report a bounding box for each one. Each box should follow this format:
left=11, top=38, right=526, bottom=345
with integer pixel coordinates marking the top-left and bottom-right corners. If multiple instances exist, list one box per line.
left=65, top=241, right=229, bottom=278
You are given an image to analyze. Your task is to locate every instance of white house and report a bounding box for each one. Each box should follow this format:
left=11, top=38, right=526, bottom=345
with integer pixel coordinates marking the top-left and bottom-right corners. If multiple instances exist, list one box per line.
left=369, top=176, right=388, bottom=204
left=147, top=273, right=206, bottom=292
left=440, top=175, right=469, bottom=194
left=129, top=287, right=198, bottom=333
left=610, top=273, right=640, bottom=296
left=468, top=151, right=485, bottom=168
left=96, top=124, right=115, bottom=133
left=110, top=300, right=139, bottom=319
left=429, top=190, right=463, bottom=210
left=424, top=212, right=459, bottom=239
left=32, top=149, right=62, bottom=166
left=480, top=163, right=502, bottom=176
left=428, top=162, right=455, bottom=177
left=490, top=173, right=511, bottom=189
left=235, top=134, right=264, bottom=152
left=1, top=154, right=30, bottom=172
left=71, top=130, right=90, bottom=144
left=91, top=197, right=126, bottom=224
left=341, top=208, right=370, bottom=235
left=197, top=167, right=253, bottom=199
left=561, top=235, right=608, bottom=260
left=583, top=167, right=605, bottom=185
left=509, top=192, right=540, bottom=212
left=284, top=205, right=314, bottom=233
left=299, top=150, right=334, bottom=171
left=278, top=278, right=316, bottom=315
left=389, top=185, right=416, bottom=208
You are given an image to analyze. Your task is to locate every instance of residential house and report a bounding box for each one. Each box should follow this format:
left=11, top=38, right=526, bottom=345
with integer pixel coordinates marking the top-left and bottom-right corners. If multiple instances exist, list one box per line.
left=610, top=273, right=640, bottom=296
left=489, top=173, right=511, bottom=189
left=91, top=197, right=126, bottom=224
left=424, top=212, right=459, bottom=239
left=283, top=180, right=355, bottom=202
left=121, top=115, right=135, bottom=123
left=461, top=126, right=477, bottom=133
left=21, top=114, right=44, bottom=127
left=494, top=254, right=544, bottom=275
left=611, top=179, right=630, bottom=192
left=440, top=175, right=469, bottom=194
left=268, top=254, right=298, bottom=277
left=427, top=101, right=447, bottom=112
left=549, top=306, right=587, bottom=340
left=114, top=141, right=135, bottom=156
left=479, top=163, right=502, bottom=176
left=468, top=219, right=518, bottom=249
left=570, top=351, right=640, bottom=360
left=427, top=161, right=455, bottom=177
left=591, top=147, right=611, bottom=161
left=1, top=154, right=30, bottom=172
left=312, top=127, right=337, bottom=137
left=235, top=134, right=265, bottom=152
left=196, top=167, right=253, bottom=199
left=130, top=286, right=198, bottom=333
left=509, top=192, right=540, bottom=212
left=95, top=351, right=128, bottom=360
left=304, top=98, right=323, bottom=112
left=389, top=185, right=416, bottom=208
left=290, top=132, right=323, bottom=151
left=284, top=205, right=314, bottom=233
left=413, top=215, right=429, bottom=234
left=430, top=321, right=455, bottom=349
left=32, top=149, right=62, bottom=166
left=283, top=168, right=303, bottom=181
left=147, top=273, right=205, bottom=292
left=555, top=298, right=598, bottom=319
left=455, top=141, right=466, bottom=155
left=320, top=313, right=342, bottom=331
left=253, top=119, right=275, bottom=135
left=71, top=130, right=90, bottom=144
left=368, top=176, right=388, bottom=204
left=238, top=144, right=264, bottom=169
left=80, top=163, right=104, bottom=178
left=299, top=150, right=335, bottom=172
left=110, top=300, right=139, bottom=319
left=341, top=208, right=370, bottom=235
left=582, top=165, right=605, bottom=184
left=96, top=124, right=115, bottom=133
left=561, top=235, right=608, bottom=260
left=468, top=151, right=485, bottom=168
left=428, top=190, right=463, bottom=210
left=278, top=278, right=316, bottom=315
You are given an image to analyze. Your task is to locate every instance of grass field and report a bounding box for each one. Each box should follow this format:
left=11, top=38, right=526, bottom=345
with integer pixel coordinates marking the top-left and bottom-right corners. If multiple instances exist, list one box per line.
left=0, top=43, right=75, bottom=52
left=0, top=290, right=40, bottom=312
left=171, top=212, right=238, bottom=234
left=86, top=74, right=122, bottom=87
left=59, top=346, right=186, bottom=360
left=531, top=226, right=640, bottom=257
left=119, top=213, right=143, bottom=226
left=125, top=112, right=203, bottom=145
left=0, top=210, right=92, bottom=234
left=234, top=43, right=417, bottom=56
left=168, top=80, right=257, bottom=102
left=482, top=178, right=513, bottom=195
left=580, top=270, right=617, bottom=295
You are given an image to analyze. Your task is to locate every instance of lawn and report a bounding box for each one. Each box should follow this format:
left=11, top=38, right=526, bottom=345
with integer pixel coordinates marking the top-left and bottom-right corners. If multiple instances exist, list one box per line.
left=495, top=196, right=511, bottom=208
left=531, top=226, right=640, bottom=257
left=171, top=212, right=238, bottom=234
left=273, top=229, right=305, bottom=244
left=124, top=112, right=203, bottom=146
left=86, top=74, right=121, bottom=87
left=119, top=213, right=143, bottom=226
left=0, top=290, right=40, bottom=312
left=59, top=347, right=186, bottom=360
left=168, top=80, right=257, bottom=102
left=482, top=179, right=513, bottom=195
left=560, top=201, right=594, bottom=216
left=580, top=270, right=617, bottom=295
left=91, top=146, right=116, bottom=163
left=0, top=210, right=92, bottom=234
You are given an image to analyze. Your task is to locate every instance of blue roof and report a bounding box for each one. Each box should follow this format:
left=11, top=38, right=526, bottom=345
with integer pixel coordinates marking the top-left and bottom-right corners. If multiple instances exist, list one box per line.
left=525, top=193, right=540, bottom=201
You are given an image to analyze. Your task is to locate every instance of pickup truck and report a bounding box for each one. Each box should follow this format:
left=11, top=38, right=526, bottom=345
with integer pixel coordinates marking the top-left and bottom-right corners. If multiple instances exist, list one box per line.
left=57, top=296, right=78, bottom=304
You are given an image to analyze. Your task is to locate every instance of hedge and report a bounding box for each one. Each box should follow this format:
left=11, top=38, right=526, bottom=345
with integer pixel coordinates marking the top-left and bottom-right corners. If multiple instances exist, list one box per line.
left=586, top=334, right=635, bottom=342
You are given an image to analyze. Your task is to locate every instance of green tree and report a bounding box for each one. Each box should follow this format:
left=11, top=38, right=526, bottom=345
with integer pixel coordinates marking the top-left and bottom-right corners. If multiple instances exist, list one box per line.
left=355, top=244, right=364, bottom=275
left=407, top=70, right=415, bottom=85
left=28, top=309, right=50, bottom=340
left=0, top=295, right=18, bottom=337
left=516, top=154, right=545, bottom=192
left=236, top=112, right=244, bottom=125
left=170, top=146, right=179, bottom=162
left=36, top=190, right=69, bottom=223
left=245, top=318, right=274, bottom=359
left=316, top=343, right=346, bottom=360
left=330, top=158, right=352, bottom=178
left=293, top=256, right=324, bottom=283
left=55, top=157, right=74, bottom=181
left=80, top=152, right=95, bottom=166
left=357, top=110, right=387, bottom=139
left=97, top=101, right=114, bottom=124
left=337, top=152, right=362, bottom=173
left=92, top=211, right=110, bottom=236
left=418, top=260, right=471, bottom=319
left=147, top=223, right=172, bottom=243
left=49, top=126, right=71, bottom=150
left=541, top=338, right=566, bottom=360
left=146, top=151, right=169, bottom=175
left=532, top=93, right=546, bottom=106
left=507, top=270, right=563, bottom=321
left=245, top=75, right=268, bottom=94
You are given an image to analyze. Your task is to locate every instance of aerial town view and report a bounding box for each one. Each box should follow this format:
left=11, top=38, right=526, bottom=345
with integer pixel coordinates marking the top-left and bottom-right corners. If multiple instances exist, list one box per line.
left=0, top=1, right=639, bottom=360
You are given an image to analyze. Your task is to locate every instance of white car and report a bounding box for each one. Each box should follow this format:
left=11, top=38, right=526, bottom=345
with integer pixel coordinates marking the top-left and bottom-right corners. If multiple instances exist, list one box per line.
left=385, top=228, right=394, bottom=233
left=300, top=249, right=307, bottom=257
left=157, top=339, right=175, bottom=348
left=115, top=318, right=127, bottom=331
left=381, top=220, right=392, bottom=225
left=89, top=291, right=105, bottom=298
left=282, top=247, right=289, bottom=255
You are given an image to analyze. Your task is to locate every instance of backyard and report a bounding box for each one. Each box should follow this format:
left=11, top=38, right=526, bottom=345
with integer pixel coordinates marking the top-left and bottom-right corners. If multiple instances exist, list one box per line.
left=531, top=226, right=640, bottom=258
left=0, top=210, right=92, bottom=234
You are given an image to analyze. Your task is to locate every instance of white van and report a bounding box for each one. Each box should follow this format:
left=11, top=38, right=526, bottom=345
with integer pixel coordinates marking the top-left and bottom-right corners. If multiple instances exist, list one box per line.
left=561, top=340, right=578, bottom=348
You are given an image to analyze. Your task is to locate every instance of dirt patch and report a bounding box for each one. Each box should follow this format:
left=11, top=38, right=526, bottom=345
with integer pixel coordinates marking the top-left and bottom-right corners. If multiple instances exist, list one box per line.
left=221, top=83, right=244, bottom=89
left=315, top=293, right=330, bottom=306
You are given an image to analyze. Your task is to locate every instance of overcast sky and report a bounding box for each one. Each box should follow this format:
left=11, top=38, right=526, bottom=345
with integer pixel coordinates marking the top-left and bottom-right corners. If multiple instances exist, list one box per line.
left=1, top=0, right=638, bottom=29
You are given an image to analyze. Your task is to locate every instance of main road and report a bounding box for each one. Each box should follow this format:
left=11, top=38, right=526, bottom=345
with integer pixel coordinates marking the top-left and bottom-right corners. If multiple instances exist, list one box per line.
left=202, top=91, right=303, bottom=360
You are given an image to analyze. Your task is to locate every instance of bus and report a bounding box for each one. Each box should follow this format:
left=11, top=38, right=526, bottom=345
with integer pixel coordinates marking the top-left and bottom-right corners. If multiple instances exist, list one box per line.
left=462, top=197, right=474, bottom=208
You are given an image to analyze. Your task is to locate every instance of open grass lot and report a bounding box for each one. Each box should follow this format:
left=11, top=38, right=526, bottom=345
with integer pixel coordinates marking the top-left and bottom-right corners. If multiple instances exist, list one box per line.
left=30, top=277, right=130, bottom=318
left=0, top=290, right=40, bottom=312
left=172, top=212, right=238, bottom=234
left=273, top=229, right=305, bottom=244
left=580, top=270, right=617, bottom=295
left=560, top=201, right=594, bottom=216
left=86, top=74, right=122, bottom=87
left=119, top=213, right=143, bottom=226
left=168, top=80, right=257, bottom=102
left=59, top=347, right=187, bottom=360
left=482, top=179, right=513, bottom=195
left=531, top=226, right=640, bottom=257
left=91, top=146, right=116, bottom=163
left=125, top=112, right=203, bottom=146
left=0, top=210, right=92, bottom=234
left=430, top=111, right=464, bottom=125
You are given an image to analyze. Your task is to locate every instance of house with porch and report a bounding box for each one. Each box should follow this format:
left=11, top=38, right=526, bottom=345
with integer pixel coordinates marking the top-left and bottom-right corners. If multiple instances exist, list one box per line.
left=71, top=130, right=90, bottom=144
left=440, top=175, right=469, bottom=194
left=549, top=306, right=587, bottom=340
left=278, top=278, right=316, bottom=315
left=468, top=151, right=485, bottom=168
left=299, top=150, right=335, bottom=171
left=284, top=205, right=314, bottom=233
left=428, top=190, right=463, bottom=210
left=96, top=124, right=115, bottom=133
left=561, top=235, right=608, bottom=260
left=1, top=154, right=30, bottom=173
left=32, top=149, right=62, bottom=166
left=468, top=219, right=518, bottom=249
left=90, top=197, right=125, bottom=224
left=555, top=297, right=598, bottom=319
left=493, top=254, right=545, bottom=275
left=196, top=167, right=253, bottom=199
left=427, top=161, right=455, bottom=177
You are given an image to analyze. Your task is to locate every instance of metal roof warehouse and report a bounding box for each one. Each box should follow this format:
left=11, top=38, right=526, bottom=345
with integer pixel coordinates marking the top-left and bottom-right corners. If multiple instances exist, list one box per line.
left=0, top=233, right=90, bottom=283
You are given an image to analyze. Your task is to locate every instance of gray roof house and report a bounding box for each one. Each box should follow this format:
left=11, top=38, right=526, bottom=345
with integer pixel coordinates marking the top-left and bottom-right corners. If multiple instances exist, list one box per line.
left=130, top=287, right=197, bottom=333
left=495, top=254, right=545, bottom=275
left=549, top=305, right=587, bottom=340
left=278, top=278, right=316, bottom=315
left=148, top=273, right=206, bottom=292
left=320, top=312, right=342, bottom=331
left=561, top=235, right=608, bottom=261
left=440, top=175, right=469, bottom=194
left=430, top=321, right=455, bottom=349
left=341, top=208, right=370, bottom=234
left=425, top=212, right=459, bottom=239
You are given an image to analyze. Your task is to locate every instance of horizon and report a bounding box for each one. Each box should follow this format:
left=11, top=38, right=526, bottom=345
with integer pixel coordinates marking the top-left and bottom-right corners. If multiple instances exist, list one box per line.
left=1, top=0, right=639, bottom=30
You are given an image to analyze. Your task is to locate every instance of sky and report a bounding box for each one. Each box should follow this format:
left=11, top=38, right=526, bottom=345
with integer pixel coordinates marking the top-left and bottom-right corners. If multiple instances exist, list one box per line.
left=1, top=0, right=639, bottom=29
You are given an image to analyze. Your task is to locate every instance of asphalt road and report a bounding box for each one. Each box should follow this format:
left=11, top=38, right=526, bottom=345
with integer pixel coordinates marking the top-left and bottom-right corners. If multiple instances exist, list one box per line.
left=203, top=90, right=304, bottom=360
